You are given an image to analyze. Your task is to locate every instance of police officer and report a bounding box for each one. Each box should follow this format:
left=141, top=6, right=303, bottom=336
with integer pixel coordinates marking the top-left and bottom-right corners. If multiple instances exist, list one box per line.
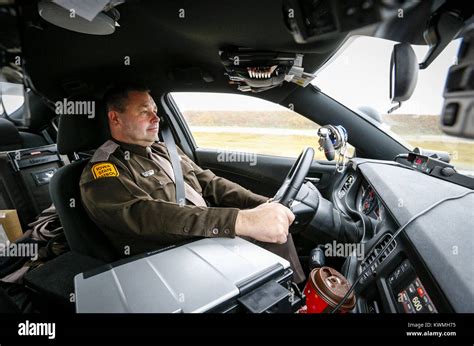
left=80, top=84, right=305, bottom=283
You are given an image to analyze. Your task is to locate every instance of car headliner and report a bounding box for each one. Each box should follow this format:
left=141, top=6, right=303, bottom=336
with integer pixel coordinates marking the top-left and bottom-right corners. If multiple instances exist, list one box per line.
left=12, top=0, right=438, bottom=104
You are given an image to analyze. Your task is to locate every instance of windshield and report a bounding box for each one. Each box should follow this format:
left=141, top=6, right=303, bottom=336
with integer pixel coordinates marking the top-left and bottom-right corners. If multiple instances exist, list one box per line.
left=314, top=36, right=473, bottom=173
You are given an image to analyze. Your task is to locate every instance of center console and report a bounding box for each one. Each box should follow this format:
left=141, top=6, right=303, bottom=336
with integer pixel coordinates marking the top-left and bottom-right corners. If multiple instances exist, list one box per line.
left=388, top=259, right=437, bottom=313
left=333, top=161, right=458, bottom=313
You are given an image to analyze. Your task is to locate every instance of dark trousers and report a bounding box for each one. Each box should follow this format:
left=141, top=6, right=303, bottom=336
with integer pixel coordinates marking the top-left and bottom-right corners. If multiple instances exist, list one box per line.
left=245, top=234, right=306, bottom=284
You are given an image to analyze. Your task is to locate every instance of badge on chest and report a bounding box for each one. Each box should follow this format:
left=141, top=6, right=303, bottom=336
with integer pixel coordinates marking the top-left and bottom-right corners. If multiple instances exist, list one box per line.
left=141, top=169, right=155, bottom=177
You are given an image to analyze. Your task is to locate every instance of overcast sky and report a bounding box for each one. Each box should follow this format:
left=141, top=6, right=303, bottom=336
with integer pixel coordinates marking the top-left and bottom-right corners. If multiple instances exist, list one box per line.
left=172, top=36, right=461, bottom=116
left=315, top=36, right=461, bottom=115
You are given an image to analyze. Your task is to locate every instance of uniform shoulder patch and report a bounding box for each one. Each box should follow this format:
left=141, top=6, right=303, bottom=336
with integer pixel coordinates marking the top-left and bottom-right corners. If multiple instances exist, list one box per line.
left=91, top=162, right=119, bottom=179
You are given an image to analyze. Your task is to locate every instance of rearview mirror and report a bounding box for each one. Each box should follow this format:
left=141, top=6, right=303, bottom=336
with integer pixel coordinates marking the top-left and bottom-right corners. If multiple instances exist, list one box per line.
left=388, top=43, right=419, bottom=113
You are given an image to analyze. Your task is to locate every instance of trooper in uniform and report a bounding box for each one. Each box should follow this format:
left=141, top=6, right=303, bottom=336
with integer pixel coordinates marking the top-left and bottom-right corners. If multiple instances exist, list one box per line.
left=80, top=84, right=305, bottom=283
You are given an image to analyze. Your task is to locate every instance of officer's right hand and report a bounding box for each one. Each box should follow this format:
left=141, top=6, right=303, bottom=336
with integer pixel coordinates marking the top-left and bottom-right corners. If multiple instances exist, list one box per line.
left=235, top=202, right=295, bottom=244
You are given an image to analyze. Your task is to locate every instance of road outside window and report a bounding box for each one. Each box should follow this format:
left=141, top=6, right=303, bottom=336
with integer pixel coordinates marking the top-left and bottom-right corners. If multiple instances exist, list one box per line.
left=171, top=92, right=354, bottom=160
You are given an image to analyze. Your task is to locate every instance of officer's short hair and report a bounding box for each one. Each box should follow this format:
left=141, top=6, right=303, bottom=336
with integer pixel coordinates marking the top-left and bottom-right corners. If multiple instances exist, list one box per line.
left=103, top=83, right=150, bottom=113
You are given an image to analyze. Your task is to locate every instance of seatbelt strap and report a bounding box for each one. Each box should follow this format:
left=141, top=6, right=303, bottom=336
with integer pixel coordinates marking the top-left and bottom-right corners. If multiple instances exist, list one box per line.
left=147, top=149, right=206, bottom=207
left=161, top=125, right=186, bottom=206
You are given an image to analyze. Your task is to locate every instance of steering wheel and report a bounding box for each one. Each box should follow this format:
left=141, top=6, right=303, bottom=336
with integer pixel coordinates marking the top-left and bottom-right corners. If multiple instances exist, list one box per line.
left=273, top=147, right=315, bottom=208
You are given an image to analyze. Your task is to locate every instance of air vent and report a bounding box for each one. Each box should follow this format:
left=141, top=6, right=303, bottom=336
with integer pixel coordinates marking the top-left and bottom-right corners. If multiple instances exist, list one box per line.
left=360, top=233, right=397, bottom=282
left=338, top=174, right=354, bottom=198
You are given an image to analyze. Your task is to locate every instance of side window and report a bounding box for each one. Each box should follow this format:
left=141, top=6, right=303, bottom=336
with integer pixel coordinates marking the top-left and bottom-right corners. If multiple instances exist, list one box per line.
left=171, top=92, right=353, bottom=160
left=0, top=82, right=24, bottom=116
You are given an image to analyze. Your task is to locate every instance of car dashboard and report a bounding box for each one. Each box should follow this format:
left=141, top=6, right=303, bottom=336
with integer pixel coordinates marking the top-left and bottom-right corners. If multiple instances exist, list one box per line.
left=330, top=159, right=474, bottom=313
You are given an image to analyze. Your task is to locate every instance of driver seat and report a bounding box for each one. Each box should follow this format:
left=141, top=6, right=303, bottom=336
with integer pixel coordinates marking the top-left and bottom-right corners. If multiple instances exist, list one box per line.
left=49, top=103, right=117, bottom=262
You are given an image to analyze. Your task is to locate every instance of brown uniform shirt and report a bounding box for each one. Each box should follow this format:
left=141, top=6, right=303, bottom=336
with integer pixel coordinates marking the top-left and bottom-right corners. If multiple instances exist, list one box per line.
left=79, top=139, right=268, bottom=257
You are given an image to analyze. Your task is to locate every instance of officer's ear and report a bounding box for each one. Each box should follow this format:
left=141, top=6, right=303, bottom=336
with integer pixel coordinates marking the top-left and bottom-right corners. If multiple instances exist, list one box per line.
left=108, top=110, right=121, bottom=127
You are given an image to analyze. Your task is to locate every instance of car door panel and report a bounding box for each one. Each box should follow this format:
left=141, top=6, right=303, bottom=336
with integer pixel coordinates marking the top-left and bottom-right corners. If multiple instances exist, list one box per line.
left=194, top=148, right=337, bottom=198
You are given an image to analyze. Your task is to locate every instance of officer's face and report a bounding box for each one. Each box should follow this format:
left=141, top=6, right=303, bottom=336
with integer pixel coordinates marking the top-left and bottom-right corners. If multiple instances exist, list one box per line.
left=109, top=91, right=160, bottom=146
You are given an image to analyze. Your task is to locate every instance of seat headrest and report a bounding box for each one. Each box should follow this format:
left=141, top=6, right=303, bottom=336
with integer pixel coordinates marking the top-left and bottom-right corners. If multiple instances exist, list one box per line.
left=0, top=118, right=22, bottom=150
left=56, top=100, right=111, bottom=154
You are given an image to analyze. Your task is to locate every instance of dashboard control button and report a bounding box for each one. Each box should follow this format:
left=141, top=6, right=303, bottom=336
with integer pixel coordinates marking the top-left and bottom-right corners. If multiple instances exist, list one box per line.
left=417, top=287, right=424, bottom=297
left=401, top=291, right=408, bottom=302
left=388, top=275, right=395, bottom=285
left=394, top=267, right=402, bottom=279
left=404, top=300, right=414, bottom=313
left=402, top=261, right=410, bottom=271
left=400, top=261, right=409, bottom=273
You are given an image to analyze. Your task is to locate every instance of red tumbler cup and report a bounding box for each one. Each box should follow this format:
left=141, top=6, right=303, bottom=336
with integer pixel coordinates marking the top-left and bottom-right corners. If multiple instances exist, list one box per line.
left=303, top=266, right=356, bottom=313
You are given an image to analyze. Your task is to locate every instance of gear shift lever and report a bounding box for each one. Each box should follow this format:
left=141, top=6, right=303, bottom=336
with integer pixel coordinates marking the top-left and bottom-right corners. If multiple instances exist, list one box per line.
left=309, top=246, right=326, bottom=271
